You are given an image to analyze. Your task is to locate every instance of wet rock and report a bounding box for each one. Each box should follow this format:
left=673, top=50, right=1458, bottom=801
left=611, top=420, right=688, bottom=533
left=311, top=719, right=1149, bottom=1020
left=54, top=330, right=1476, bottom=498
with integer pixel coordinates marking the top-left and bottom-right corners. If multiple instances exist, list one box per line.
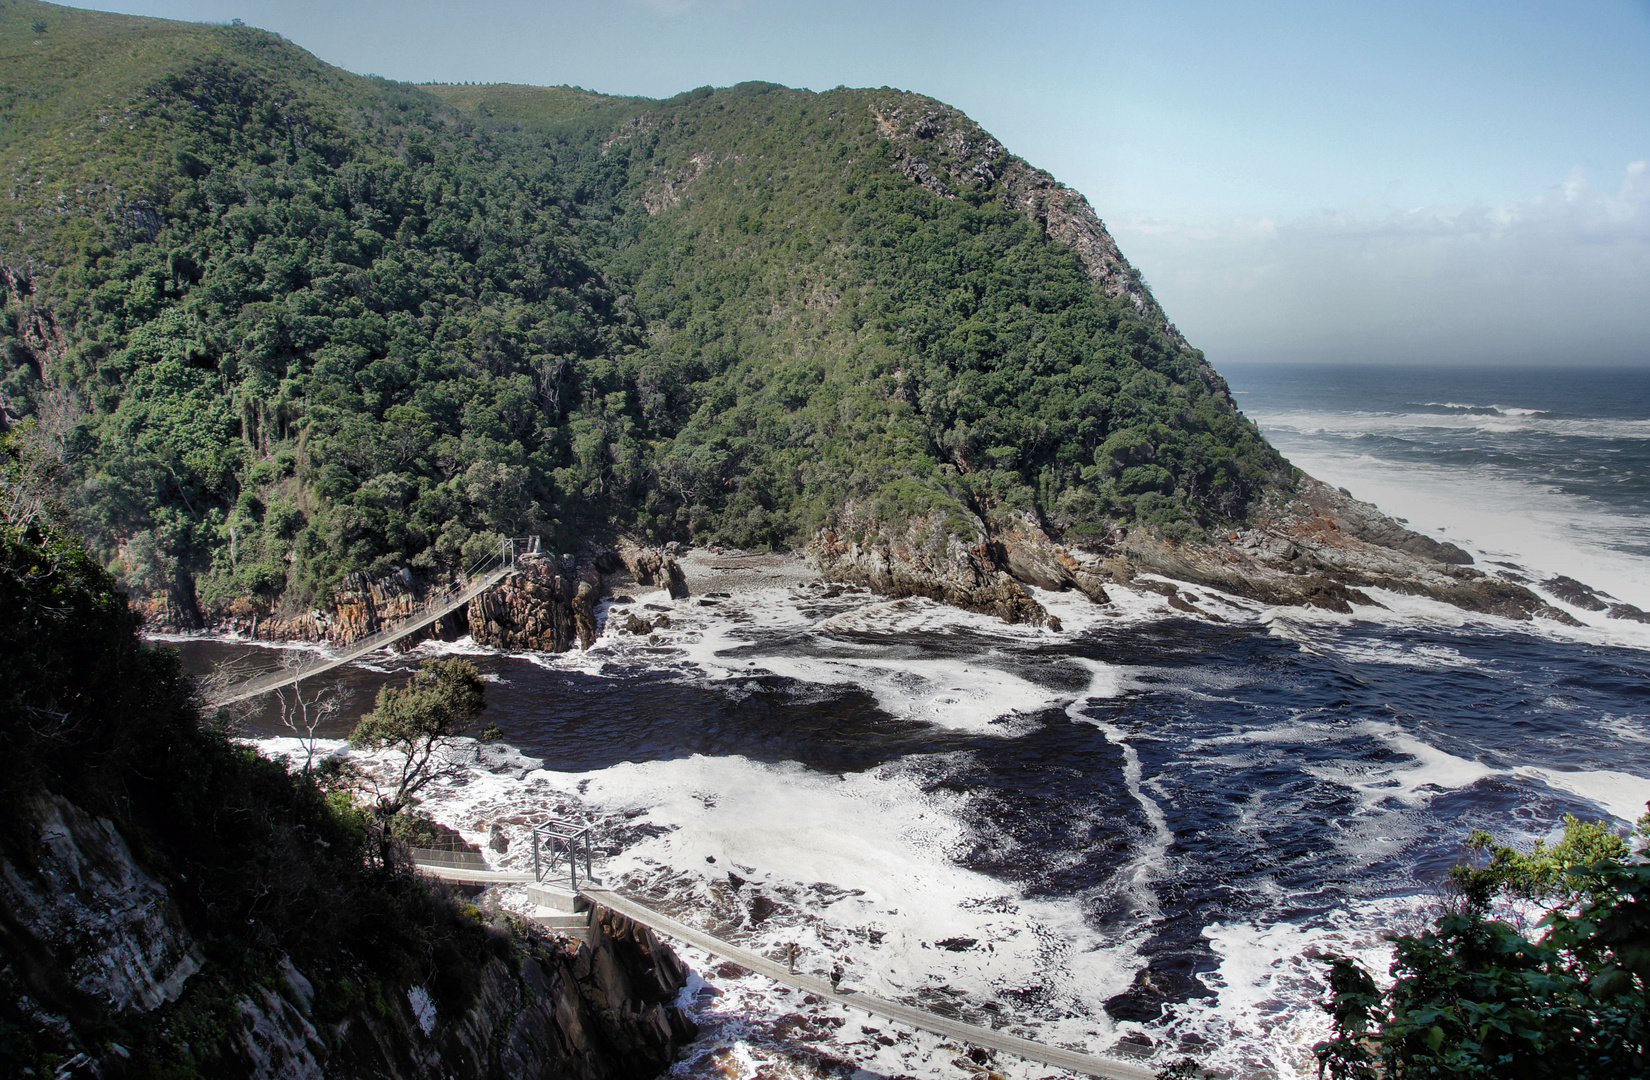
left=617, top=540, right=689, bottom=599
left=1609, top=602, right=1650, bottom=623
left=1541, top=575, right=1610, bottom=611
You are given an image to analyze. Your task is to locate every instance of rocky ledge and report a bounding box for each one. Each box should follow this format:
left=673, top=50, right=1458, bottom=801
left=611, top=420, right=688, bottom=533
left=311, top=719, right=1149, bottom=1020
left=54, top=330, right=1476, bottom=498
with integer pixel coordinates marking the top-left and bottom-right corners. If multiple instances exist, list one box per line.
left=137, top=472, right=1628, bottom=656
left=805, top=475, right=1593, bottom=628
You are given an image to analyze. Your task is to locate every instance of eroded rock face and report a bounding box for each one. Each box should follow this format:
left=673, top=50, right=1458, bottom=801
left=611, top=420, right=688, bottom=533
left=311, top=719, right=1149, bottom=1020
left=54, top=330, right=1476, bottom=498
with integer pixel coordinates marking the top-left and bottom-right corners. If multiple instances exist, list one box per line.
left=468, top=554, right=600, bottom=651
left=810, top=506, right=1051, bottom=626
left=1107, top=479, right=1571, bottom=621
left=137, top=565, right=469, bottom=649
left=576, top=906, right=697, bottom=1070
left=290, top=910, right=695, bottom=1080
left=0, top=793, right=202, bottom=1024
left=806, top=476, right=1572, bottom=627
left=617, top=540, right=689, bottom=599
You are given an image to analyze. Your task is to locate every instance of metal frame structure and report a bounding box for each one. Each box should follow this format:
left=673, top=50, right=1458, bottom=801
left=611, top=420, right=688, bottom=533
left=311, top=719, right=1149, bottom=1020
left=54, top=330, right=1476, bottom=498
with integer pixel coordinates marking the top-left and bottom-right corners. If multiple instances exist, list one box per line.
left=531, top=819, right=596, bottom=891
left=501, top=535, right=541, bottom=567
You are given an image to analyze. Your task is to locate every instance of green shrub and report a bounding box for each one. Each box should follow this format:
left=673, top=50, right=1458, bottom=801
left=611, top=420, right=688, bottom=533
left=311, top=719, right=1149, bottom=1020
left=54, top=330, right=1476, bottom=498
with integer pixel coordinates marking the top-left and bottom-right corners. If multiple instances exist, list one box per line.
left=1316, top=811, right=1650, bottom=1079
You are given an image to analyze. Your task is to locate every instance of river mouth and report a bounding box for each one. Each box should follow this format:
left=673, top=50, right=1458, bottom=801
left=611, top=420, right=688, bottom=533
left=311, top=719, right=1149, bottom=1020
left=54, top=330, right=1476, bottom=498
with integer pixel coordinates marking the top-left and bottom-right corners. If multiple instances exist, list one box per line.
left=164, top=564, right=1650, bottom=1079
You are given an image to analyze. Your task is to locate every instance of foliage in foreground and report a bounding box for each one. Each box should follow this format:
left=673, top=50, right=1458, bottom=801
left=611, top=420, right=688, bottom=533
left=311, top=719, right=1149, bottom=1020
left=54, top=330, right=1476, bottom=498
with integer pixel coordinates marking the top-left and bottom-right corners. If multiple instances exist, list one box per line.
left=346, top=656, right=488, bottom=861
left=1316, top=812, right=1650, bottom=1079
left=0, top=507, right=508, bottom=1076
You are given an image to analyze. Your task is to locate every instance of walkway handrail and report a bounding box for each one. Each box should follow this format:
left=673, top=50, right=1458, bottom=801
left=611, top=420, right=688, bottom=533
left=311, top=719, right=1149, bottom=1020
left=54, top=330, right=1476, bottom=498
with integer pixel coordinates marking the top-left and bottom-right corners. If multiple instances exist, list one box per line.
left=406, top=861, right=1157, bottom=1077
left=580, top=887, right=1158, bottom=1080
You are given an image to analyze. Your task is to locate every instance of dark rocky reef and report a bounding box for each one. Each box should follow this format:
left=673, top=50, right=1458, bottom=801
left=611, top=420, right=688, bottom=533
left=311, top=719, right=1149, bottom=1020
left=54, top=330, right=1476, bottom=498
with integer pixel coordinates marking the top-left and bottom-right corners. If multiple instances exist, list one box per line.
left=806, top=476, right=1582, bottom=627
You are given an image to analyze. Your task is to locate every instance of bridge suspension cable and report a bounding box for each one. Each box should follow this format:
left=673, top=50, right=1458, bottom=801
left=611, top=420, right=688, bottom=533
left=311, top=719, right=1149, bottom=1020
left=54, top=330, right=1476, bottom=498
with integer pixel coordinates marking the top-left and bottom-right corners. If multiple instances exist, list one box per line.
left=203, top=536, right=540, bottom=707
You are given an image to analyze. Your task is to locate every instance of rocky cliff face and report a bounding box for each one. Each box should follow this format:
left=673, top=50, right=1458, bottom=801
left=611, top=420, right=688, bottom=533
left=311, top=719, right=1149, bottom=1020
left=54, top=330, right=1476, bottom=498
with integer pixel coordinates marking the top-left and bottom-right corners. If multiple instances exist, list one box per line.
left=811, top=505, right=1052, bottom=626
left=137, top=566, right=469, bottom=647
left=468, top=554, right=601, bottom=652
left=868, top=100, right=1187, bottom=347
left=0, top=790, right=696, bottom=1080
left=0, top=793, right=202, bottom=1030
left=616, top=540, right=689, bottom=600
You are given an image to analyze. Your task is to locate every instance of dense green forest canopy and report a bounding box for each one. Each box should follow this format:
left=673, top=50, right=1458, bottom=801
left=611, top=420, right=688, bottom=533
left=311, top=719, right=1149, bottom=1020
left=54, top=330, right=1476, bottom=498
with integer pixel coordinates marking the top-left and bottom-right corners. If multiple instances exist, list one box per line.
left=0, top=0, right=1286, bottom=614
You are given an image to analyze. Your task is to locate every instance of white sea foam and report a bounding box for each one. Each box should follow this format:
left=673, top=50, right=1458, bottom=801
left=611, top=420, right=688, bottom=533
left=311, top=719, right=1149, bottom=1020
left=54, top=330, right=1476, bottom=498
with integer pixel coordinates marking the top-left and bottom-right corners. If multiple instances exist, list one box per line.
left=1068, top=661, right=1173, bottom=922
left=1191, top=894, right=1430, bottom=1078
left=1511, top=766, right=1650, bottom=825
left=385, top=745, right=1149, bottom=1076
left=1252, top=411, right=1650, bottom=619
left=1307, top=722, right=1498, bottom=812
left=1205, top=715, right=1648, bottom=828
left=1267, top=406, right=1650, bottom=442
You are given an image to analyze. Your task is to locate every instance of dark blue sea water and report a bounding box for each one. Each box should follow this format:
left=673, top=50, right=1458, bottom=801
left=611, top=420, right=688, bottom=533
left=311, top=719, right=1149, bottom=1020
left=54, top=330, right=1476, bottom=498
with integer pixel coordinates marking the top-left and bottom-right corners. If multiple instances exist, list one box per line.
left=1224, top=363, right=1650, bottom=584
left=170, top=363, right=1650, bottom=1079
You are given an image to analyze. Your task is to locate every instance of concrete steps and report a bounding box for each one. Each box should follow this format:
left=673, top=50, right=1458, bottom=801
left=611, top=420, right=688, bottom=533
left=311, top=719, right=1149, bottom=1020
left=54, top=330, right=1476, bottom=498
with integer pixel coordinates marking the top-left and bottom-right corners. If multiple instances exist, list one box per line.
left=527, top=883, right=592, bottom=939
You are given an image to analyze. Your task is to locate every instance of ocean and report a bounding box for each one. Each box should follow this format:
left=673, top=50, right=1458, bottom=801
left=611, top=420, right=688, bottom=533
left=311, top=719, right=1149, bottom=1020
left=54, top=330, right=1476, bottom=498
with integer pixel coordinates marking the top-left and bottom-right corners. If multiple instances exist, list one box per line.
left=170, top=362, right=1650, bottom=1079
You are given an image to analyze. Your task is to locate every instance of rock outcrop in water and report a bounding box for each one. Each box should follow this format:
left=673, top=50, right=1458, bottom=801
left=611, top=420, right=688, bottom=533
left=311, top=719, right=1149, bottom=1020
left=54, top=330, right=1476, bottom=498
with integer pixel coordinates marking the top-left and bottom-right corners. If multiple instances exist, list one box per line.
left=617, top=540, right=690, bottom=600
left=811, top=506, right=1050, bottom=626
left=1107, top=479, right=1575, bottom=620
left=807, top=477, right=1576, bottom=625
left=469, top=554, right=601, bottom=652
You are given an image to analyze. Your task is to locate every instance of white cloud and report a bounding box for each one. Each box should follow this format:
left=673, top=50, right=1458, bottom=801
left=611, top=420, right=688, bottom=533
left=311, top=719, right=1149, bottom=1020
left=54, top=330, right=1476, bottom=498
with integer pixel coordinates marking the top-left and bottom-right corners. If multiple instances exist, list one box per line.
left=1117, top=161, right=1650, bottom=364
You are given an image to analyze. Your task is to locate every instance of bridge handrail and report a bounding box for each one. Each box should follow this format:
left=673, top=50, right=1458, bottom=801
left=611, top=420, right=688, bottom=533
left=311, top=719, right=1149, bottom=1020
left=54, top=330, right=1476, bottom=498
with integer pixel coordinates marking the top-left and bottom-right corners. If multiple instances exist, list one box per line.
left=204, top=559, right=517, bottom=707
left=579, top=886, right=1157, bottom=1080
left=404, top=862, right=1158, bottom=1077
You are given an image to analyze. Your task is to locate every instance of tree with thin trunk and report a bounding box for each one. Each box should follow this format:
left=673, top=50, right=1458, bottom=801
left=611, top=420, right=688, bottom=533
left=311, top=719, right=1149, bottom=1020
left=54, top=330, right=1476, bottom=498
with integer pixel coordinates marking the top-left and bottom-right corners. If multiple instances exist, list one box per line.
left=273, top=673, right=351, bottom=775
left=348, top=658, right=486, bottom=865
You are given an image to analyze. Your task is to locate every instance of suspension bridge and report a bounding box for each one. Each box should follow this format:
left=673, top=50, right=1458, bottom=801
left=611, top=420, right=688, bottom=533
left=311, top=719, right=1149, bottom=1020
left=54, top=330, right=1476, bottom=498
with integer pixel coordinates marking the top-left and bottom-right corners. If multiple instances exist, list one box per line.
left=410, top=835, right=1158, bottom=1080
left=204, top=537, right=541, bottom=707
left=216, top=546, right=1175, bottom=1080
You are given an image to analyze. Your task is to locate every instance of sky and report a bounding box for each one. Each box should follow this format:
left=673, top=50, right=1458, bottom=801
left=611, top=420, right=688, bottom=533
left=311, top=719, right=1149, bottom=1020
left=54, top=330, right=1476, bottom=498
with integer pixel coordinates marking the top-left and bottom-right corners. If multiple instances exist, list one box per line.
left=87, top=0, right=1650, bottom=366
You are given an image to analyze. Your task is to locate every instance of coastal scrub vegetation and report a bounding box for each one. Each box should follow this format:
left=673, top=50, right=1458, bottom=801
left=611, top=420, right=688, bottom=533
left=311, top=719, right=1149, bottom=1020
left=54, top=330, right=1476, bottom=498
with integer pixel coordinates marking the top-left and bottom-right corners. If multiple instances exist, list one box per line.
left=0, top=454, right=510, bottom=1073
left=347, top=657, right=488, bottom=862
left=1316, top=811, right=1650, bottom=1078
left=0, top=0, right=1285, bottom=622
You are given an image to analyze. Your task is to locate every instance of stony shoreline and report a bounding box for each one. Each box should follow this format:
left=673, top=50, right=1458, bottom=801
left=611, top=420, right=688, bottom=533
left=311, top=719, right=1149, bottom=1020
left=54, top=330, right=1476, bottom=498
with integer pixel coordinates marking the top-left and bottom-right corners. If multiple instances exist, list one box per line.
left=136, top=471, right=1650, bottom=655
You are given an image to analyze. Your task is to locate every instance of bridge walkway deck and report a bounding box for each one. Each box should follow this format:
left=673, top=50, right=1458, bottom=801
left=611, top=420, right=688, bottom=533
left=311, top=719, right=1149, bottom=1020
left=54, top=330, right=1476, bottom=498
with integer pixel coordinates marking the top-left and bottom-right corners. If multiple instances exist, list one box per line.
left=205, top=563, right=515, bottom=707
left=410, top=859, right=1154, bottom=1080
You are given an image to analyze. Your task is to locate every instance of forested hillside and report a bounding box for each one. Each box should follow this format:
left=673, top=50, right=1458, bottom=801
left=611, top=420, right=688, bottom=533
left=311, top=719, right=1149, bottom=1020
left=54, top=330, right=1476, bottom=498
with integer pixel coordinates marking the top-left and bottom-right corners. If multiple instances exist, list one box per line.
left=0, top=0, right=1287, bottom=619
